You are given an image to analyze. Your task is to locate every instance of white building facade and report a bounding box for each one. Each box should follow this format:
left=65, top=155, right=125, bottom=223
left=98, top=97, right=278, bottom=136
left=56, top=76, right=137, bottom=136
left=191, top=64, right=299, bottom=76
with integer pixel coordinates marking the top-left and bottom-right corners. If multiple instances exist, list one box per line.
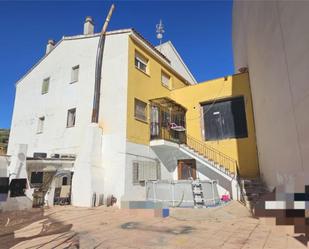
left=8, top=18, right=228, bottom=208
left=233, top=1, right=309, bottom=192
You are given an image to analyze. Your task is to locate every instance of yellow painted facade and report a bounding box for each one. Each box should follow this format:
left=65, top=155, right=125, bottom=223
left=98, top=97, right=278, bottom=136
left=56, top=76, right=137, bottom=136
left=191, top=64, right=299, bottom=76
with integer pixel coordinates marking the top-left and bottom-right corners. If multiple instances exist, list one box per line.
left=126, top=35, right=259, bottom=178
left=171, top=73, right=259, bottom=178
left=126, top=36, right=188, bottom=145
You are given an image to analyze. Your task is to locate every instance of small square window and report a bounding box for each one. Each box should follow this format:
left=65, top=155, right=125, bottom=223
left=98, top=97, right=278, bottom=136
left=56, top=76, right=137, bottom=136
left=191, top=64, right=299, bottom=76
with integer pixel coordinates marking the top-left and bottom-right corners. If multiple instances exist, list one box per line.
left=161, top=71, right=170, bottom=88
left=71, top=65, right=79, bottom=83
left=134, top=99, right=147, bottom=122
left=41, top=78, right=50, bottom=94
left=37, top=116, right=45, bottom=134
left=135, top=52, right=148, bottom=73
left=67, top=108, right=76, bottom=128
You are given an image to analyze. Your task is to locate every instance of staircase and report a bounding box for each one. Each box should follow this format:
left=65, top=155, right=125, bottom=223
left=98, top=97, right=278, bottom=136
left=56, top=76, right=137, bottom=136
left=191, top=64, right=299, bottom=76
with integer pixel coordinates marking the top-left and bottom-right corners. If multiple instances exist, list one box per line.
left=183, top=135, right=238, bottom=178
left=150, top=135, right=241, bottom=200
left=239, top=178, right=269, bottom=212
left=191, top=180, right=205, bottom=208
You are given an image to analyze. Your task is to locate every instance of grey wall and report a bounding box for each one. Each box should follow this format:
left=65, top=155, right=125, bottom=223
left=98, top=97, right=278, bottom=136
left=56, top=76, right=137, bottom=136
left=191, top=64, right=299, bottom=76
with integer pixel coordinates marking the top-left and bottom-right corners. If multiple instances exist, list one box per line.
left=233, top=1, right=309, bottom=191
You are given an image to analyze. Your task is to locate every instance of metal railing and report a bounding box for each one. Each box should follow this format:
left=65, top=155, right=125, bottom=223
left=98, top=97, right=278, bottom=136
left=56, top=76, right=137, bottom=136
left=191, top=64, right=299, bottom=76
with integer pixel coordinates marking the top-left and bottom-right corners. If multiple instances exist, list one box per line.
left=185, top=135, right=238, bottom=176
left=150, top=123, right=187, bottom=144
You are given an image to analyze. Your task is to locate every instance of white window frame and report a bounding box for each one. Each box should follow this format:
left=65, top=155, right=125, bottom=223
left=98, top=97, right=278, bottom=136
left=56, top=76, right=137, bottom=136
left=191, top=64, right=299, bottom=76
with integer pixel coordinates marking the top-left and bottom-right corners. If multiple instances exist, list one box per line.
left=37, top=116, right=45, bottom=134
left=41, top=77, right=50, bottom=95
left=67, top=108, right=76, bottom=128
left=71, top=65, right=79, bottom=83
left=135, top=52, right=148, bottom=74
left=161, top=71, right=171, bottom=88
left=134, top=98, right=147, bottom=122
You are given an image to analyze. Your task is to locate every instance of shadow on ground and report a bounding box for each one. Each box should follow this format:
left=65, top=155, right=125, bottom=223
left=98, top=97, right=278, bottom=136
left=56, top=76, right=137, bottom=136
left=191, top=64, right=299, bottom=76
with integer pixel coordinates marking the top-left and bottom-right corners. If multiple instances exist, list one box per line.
left=0, top=208, right=78, bottom=248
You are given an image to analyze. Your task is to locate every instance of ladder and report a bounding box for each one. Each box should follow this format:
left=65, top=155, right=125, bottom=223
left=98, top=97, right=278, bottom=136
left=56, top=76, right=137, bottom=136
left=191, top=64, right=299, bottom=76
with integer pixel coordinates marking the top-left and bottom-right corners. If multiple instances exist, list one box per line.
left=191, top=180, right=205, bottom=208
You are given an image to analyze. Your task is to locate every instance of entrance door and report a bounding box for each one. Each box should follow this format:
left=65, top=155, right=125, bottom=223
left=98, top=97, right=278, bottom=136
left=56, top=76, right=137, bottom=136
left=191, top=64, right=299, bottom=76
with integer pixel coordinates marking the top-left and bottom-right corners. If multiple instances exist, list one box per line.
left=178, top=159, right=197, bottom=180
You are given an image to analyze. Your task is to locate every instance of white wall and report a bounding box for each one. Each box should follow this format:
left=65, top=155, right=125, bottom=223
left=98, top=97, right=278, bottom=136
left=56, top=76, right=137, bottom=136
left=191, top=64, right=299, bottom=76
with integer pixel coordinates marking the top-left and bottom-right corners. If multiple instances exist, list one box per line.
left=122, top=141, right=174, bottom=201
left=99, top=33, right=130, bottom=203
left=233, top=1, right=309, bottom=191
left=8, top=36, right=98, bottom=157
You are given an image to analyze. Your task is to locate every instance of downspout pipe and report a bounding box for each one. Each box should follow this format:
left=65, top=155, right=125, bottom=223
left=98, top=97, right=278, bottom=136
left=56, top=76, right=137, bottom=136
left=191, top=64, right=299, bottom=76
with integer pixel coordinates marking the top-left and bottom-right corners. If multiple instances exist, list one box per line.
left=91, top=4, right=115, bottom=123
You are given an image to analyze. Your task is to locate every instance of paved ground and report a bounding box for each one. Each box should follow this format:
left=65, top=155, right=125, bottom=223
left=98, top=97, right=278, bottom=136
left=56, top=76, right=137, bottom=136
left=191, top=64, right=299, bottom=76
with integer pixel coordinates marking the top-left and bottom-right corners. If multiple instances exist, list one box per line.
left=0, top=201, right=308, bottom=249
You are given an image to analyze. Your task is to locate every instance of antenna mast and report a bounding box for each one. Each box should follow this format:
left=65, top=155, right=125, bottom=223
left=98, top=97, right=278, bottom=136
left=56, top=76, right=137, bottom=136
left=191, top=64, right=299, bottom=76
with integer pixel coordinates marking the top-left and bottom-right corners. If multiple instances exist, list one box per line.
left=156, top=19, right=165, bottom=47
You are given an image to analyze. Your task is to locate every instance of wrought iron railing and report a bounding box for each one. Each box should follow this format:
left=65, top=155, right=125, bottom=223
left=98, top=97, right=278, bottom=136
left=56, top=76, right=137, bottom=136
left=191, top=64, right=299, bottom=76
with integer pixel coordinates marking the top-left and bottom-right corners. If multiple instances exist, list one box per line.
left=150, top=123, right=187, bottom=144
left=185, top=135, right=238, bottom=176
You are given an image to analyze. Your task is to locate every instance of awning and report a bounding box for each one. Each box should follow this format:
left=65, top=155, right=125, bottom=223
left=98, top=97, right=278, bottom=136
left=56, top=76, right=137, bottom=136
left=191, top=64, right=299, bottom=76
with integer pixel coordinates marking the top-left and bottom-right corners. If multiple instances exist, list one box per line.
left=26, top=158, right=75, bottom=172
left=150, top=97, right=187, bottom=111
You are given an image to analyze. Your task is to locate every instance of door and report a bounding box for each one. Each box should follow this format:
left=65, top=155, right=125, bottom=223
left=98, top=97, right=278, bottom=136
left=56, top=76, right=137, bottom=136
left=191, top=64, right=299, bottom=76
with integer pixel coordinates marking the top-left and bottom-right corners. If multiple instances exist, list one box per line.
left=178, top=159, right=197, bottom=180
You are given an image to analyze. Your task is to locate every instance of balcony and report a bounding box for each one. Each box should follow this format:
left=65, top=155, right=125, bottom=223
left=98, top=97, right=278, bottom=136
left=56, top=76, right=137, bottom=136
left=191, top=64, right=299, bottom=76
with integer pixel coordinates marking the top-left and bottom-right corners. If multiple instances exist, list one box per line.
left=149, top=97, right=186, bottom=144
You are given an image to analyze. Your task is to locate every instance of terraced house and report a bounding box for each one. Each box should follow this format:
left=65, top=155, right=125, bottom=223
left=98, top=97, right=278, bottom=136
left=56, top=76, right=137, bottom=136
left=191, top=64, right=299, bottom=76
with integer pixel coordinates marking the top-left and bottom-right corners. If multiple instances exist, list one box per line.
left=7, top=17, right=259, bottom=208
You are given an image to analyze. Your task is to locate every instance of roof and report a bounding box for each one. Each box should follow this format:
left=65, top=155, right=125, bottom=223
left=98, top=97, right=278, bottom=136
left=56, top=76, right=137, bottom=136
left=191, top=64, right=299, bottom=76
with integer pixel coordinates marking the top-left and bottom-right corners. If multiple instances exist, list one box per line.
left=15, top=28, right=191, bottom=86
left=156, top=41, right=197, bottom=84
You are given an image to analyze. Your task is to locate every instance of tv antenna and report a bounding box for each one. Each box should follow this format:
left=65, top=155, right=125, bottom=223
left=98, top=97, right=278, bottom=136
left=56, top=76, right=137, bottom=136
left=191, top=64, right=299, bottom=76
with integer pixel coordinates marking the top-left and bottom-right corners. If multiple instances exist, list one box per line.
left=156, top=19, right=165, bottom=46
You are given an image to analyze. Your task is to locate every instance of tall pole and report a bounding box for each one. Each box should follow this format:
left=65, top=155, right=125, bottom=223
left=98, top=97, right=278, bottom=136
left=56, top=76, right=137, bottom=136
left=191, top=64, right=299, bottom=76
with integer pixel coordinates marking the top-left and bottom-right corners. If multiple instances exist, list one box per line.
left=91, top=4, right=115, bottom=123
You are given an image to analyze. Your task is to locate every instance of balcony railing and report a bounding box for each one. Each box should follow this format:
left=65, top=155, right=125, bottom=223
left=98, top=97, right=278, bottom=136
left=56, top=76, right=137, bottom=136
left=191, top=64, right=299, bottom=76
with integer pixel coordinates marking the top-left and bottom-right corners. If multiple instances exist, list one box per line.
left=150, top=124, right=187, bottom=144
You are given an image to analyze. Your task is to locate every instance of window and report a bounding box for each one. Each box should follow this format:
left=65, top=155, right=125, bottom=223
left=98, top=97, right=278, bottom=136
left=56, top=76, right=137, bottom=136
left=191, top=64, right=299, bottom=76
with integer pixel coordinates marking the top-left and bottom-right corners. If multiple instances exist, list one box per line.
left=161, top=71, right=170, bottom=88
left=62, top=177, right=68, bottom=186
left=132, top=160, right=160, bottom=185
left=203, top=96, right=248, bottom=141
left=134, top=99, right=147, bottom=122
left=37, top=116, right=45, bottom=134
left=67, top=108, right=76, bottom=128
left=71, top=65, right=79, bottom=83
left=41, top=78, right=50, bottom=94
left=30, top=172, right=43, bottom=184
left=135, top=52, right=148, bottom=73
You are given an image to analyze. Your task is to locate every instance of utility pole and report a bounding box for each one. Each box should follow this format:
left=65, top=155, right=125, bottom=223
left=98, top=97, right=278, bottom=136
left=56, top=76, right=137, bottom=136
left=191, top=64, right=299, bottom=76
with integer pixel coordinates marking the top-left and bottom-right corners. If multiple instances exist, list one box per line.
left=91, top=4, right=115, bottom=123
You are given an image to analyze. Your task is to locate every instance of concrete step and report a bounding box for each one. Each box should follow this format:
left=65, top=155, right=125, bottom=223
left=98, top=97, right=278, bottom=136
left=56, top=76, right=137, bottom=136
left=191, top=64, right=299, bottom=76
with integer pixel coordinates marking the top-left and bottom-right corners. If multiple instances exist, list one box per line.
left=242, top=187, right=268, bottom=195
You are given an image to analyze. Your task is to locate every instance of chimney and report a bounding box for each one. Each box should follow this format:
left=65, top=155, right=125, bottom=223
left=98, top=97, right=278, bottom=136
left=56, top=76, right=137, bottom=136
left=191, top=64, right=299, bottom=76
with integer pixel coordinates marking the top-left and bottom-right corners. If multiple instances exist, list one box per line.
left=46, top=39, right=55, bottom=54
left=84, top=16, right=94, bottom=35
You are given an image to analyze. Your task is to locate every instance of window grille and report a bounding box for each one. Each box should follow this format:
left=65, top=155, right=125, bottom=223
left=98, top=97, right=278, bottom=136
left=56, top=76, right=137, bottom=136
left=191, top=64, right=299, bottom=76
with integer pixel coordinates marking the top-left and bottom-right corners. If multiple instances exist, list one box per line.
left=132, top=160, right=160, bottom=185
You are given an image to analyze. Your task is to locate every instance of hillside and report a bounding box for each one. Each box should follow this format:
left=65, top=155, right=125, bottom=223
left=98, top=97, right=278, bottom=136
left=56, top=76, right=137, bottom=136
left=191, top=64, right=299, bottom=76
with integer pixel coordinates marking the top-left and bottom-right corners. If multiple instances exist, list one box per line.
left=0, top=129, right=10, bottom=155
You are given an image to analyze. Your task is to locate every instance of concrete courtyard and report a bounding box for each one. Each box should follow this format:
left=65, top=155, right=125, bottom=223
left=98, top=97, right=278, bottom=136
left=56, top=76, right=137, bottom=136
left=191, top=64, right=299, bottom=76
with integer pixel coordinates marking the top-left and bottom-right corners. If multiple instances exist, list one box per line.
left=0, top=201, right=308, bottom=249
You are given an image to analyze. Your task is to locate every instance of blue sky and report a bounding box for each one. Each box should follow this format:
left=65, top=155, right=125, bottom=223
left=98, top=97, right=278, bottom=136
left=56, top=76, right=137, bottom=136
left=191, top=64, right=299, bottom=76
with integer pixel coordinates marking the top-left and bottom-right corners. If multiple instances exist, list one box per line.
left=0, top=1, right=234, bottom=128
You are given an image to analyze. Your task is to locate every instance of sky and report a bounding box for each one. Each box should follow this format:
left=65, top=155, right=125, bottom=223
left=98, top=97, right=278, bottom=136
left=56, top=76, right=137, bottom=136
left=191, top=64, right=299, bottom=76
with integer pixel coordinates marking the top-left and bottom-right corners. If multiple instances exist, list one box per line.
left=0, top=0, right=234, bottom=128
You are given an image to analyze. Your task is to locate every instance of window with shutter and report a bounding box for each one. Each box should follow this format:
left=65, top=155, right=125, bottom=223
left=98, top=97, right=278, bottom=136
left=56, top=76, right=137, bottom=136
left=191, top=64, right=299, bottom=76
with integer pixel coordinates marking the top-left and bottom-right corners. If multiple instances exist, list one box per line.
left=37, top=116, right=45, bottom=134
left=135, top=52, right=148, bottom=73
left=161, top=71, right=170, bottom=88
left=67, top=108, right=76, bottom=128
left=134, top=99, right=147, bottom=122
left=41, top=78, right=50, bottom=94
left=71, top=65, right=79, bottom=83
